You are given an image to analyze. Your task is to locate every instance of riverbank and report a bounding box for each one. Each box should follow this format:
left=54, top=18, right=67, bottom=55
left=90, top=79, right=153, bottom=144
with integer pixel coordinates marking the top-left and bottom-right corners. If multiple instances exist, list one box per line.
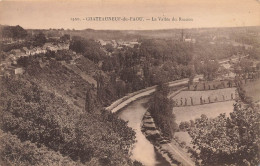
left=106, top=77, right=195, bottom=113
left=142, top=111, right=180, bottom=166
left=117, top=98, right=171, bottom=166
left=141, top=88, right=195, bottom=166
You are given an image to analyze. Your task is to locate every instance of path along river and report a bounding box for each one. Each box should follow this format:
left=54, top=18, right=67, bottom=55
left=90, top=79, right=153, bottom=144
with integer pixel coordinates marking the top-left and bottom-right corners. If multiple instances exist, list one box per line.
left=118, top=98, right=170, bottom=166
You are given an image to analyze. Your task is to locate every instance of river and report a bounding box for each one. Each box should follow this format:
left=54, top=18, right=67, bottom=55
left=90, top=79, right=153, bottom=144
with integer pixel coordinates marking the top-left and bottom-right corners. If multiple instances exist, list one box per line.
left=118, top=98, right=170, bottom=166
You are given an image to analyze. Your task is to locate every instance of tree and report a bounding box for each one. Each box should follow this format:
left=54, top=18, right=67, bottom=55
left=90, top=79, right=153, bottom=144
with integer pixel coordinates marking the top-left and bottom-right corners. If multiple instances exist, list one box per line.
left=69, top=37, right=105, bottom=63
left=102, top=57, right=114, bottom=72
left=69, top=38, right=86, bottom=53
left=189, top=104, right=260, bottom=165
left=143, top=62, right=152, bottom=87
left=237, top=58, right=253, bottom=79
left=96, top=72, right=104, bottom=101
left=17, top=56, right=30, bottom=67
left=179, top=121, right=190, bottom=131
left=104, top=43, right=114, bottom=53
left=60, top=34, right=70, bottom=42
left=85, top=88, right=95, bottom=113
left=198, top=59, right=219, bottom=81
left=33, top=32, right=47, bottom=47
left=148, top=82, right=178, bottom=138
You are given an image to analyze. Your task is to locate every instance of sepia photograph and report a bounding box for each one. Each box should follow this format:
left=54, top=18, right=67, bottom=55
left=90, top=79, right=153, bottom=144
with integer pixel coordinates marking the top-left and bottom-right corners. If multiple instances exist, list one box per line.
left=0, top=0, right=260, bottom=165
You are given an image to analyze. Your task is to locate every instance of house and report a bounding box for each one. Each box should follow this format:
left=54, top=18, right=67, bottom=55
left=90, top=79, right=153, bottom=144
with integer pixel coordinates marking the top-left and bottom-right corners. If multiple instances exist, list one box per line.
left=43, top=43, right=58, bottom=52
left=72, top=53, right=82, bottom=60
left=8, top=53, right=18, bottom=64
left=58, top=43, right=69, bottom=50
left=46, top=45, right=57, bottom=52
left=5, top=66, right=24, bottom=75
left=111, top=40, right=117, bottom=48
left=30, top=48, right=37, bottom=55
left=184, top=38, right=196, bottom=43
left=97, top=39, right=107, bottom=46
left=129, top=41, right=140, bottom=48
left=43, top=43, right=53, bottom=49
left=35, top=47, right=46, bottom=54
left=11, top=49, right=22, bottom=55
left=22, top=47, right=31, bottom=56
left=15, top=68, right=24, bottom=75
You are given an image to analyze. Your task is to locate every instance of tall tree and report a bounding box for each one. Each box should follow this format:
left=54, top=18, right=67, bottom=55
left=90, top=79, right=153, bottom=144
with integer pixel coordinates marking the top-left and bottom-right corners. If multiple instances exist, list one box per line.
left=85, top=88, right=95, bottom=113
left=96, top=72, right=104, bottom=101
left=148, top=82, right=178, bottom=139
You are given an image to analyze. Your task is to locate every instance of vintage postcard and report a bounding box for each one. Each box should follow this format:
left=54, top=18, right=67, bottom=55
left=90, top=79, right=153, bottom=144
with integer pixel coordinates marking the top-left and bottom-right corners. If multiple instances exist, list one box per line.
left=0, top=0, right=259, bottom=166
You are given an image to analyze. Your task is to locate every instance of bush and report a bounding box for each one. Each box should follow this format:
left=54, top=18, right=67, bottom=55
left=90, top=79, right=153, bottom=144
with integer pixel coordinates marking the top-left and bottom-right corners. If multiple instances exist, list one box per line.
left=180, top=141, right=186, bottom=148
left=179, top=121, right=191, bottom=131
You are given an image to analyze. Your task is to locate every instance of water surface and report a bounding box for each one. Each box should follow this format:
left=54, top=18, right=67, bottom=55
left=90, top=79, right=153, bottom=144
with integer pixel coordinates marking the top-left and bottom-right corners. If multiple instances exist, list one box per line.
left=118, top=98, right=170, bottom=166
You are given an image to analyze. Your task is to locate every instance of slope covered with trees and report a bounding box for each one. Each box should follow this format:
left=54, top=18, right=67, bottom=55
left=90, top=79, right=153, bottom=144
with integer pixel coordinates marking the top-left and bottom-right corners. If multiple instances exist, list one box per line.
left=0, top=71, right=137, bottom=165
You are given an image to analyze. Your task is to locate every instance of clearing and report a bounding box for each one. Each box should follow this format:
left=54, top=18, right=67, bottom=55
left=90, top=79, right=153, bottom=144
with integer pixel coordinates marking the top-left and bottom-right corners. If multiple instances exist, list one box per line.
left=172, top=100, right=235, bottom=124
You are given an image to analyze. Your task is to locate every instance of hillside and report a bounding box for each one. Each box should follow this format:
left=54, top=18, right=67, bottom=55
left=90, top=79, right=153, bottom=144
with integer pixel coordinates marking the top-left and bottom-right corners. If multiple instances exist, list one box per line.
left=0, top=53, right=138, bottom=165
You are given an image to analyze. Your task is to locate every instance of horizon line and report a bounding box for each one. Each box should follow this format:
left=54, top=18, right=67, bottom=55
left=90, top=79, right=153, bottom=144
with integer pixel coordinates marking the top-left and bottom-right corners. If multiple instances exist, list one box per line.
left=1, top=24, right=260, bottom=31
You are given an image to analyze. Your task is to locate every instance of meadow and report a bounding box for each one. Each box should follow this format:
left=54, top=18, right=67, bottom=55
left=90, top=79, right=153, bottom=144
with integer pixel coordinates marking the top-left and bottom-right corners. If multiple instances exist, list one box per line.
left=172, top=100, right=235, bottom=124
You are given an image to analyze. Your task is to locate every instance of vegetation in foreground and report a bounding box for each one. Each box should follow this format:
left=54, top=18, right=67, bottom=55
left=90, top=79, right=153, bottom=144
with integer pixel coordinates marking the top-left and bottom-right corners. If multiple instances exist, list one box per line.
left=0, top=76, right=138, bottom=166
left=189, top=103, right=260, bottom=166
left=187, top=77, right=260, bottom=166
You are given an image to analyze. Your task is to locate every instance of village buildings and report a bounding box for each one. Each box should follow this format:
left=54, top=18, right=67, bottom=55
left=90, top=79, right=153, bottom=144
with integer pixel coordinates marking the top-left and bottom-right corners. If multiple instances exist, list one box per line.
left=0, top=42, right=70, bottom=76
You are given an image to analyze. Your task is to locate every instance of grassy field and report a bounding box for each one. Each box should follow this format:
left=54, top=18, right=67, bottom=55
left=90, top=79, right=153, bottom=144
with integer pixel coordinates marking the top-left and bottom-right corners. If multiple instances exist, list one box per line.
left=171, top=88, right=236, bottom=106
left=243, top=79, right=260, bottom=103
left=172, top=100, right=235, bottom=124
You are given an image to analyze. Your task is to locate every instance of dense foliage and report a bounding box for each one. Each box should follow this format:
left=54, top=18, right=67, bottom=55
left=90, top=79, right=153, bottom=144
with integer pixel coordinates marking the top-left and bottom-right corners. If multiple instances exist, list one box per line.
left=69, top=37, right=105, bottom=63
left=0, top=131, right=79, bottom=166
left=195, top=59, right=220, bottom=81
left=33, top=32, right=47, bottom=47
left=189, top=104, right=260, bottom=166
left=0, top=76, right=136, bottom=165
left=0, top=25, right=27, bottom=39
left=148, top=83, right=178, bottom=138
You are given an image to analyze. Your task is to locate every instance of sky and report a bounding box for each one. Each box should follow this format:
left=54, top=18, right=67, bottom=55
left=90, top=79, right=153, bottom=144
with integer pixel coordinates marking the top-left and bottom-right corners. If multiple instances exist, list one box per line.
left=0, top=0, right=259, bottom=30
